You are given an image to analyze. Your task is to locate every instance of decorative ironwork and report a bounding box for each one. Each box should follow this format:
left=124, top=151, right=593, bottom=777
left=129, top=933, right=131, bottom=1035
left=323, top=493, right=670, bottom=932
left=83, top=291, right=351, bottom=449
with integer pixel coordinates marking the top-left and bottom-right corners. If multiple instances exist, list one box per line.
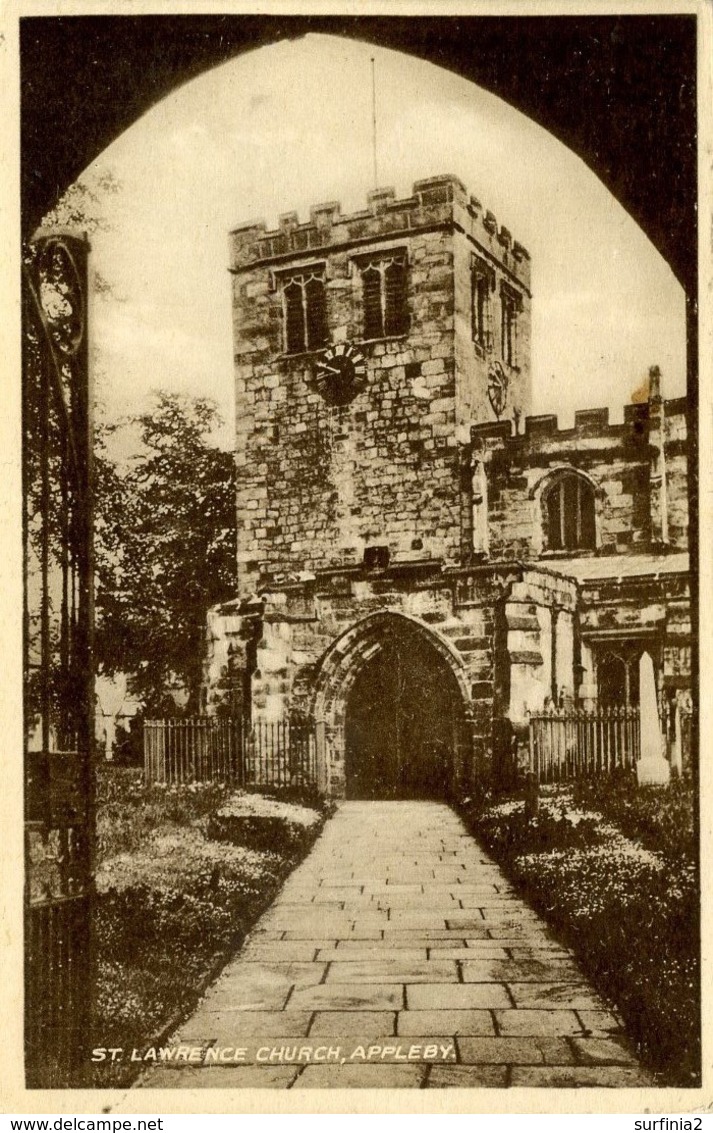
left=23, top=231, right=94, bottom=1087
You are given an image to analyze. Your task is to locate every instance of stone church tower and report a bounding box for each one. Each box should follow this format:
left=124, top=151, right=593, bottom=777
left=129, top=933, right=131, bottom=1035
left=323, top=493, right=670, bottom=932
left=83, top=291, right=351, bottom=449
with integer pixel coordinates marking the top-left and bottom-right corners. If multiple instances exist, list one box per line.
left=230, top=175, right=531, bottom=593
left=205, top=174, right=691, bottom=796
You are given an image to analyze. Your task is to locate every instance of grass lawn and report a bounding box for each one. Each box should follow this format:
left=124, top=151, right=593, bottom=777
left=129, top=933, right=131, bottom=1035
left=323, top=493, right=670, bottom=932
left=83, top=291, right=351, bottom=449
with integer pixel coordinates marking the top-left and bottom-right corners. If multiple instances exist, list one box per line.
left=460, top=775, right=699, bottom=1087
left=88, top=768, right=328, bottom=1088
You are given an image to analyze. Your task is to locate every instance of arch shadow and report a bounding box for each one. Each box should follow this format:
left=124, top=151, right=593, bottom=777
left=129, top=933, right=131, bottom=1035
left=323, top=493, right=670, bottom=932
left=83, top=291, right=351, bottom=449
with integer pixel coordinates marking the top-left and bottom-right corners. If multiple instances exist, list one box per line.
left=20, top=17, right=697, bottom=292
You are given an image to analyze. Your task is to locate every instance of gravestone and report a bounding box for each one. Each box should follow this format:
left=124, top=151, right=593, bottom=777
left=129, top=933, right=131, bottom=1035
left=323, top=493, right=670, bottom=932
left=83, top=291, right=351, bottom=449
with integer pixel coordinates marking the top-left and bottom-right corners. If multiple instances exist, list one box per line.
left=636, top=651, right=670, bottom=786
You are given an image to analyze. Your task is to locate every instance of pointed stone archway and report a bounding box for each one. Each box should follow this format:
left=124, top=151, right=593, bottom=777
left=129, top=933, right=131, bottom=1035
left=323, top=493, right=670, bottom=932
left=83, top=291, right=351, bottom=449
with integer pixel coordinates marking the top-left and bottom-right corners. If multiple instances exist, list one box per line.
left=311, top=610, right=474, bottom=799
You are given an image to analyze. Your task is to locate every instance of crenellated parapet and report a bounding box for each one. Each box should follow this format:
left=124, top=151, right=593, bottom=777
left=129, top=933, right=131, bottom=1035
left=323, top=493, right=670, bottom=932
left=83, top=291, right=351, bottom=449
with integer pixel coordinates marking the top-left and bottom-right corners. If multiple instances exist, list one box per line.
left=471, top=398, right=687, bottom=449
left=230, top=175, right=531, bottom=291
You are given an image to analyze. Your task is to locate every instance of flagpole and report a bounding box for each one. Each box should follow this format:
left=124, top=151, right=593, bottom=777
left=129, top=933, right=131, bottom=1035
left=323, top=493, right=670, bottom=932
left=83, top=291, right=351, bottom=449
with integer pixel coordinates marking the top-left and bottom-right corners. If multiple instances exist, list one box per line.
left=371, top=57, right=378, bottom=189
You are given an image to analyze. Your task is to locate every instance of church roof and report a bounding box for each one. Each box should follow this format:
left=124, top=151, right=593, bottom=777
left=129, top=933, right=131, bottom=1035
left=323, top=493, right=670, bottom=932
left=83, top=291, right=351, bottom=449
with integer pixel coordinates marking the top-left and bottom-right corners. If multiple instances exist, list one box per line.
left=546, top=552, right=689, bottom=582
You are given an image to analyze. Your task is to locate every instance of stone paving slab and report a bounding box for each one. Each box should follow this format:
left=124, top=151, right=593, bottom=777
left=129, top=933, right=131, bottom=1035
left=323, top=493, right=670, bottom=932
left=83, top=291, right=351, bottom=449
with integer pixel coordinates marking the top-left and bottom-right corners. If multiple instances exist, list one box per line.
left=461, top=959, right=582, bottom=983
left=571, top=1037, right=638, bottom=1065
left=282, top=928, right=385, bottom=940
left=239, top=941, right=326, bottom=962
left=316, top=947, right=430, bottom=963
left=137, top=801, right=653, bottom=1090
left=427, top=947, right=510, bottom=960
left=508, top=946, right=572, bottom=958
left=406, top=983, right=511, bottom=1010
left=577, top=1010, right=626, bottom=1035
left=384, top=926, right=491, bottom=940
left=508, top=983, right=608, bottom=1010
left=219, top=961, right=328, bottom=989
left=295, top=1064, right=426, bottom=1088
left=289, top=983, right=405, bottom=1011
left=326, top=960, right=459, bottom=983
left=397, top=1010, right=495, bottom=1037
left=457, top=1036, right=575, bottom=1065
left=308, top=1011, right=397, bottom=1036
left=427, top=1065, right=508, bottom=1087
left=176, top=1011, right=313, bottom=1041
left=494, top=1009, right=584, bottom=1037
left=336, top=937, right=461, bottom=950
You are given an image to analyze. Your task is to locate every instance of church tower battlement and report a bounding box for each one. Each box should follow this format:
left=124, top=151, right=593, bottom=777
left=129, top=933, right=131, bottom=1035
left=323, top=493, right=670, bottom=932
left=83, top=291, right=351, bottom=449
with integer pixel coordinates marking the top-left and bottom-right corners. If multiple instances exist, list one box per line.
left=229, top=174, right=532, bottom=594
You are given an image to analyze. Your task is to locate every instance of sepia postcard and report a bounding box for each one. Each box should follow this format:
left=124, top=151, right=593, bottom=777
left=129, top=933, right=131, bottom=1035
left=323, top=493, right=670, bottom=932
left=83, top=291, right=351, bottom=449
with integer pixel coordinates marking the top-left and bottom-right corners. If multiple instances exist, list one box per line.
left=2, top=0, right=711, bottom=1116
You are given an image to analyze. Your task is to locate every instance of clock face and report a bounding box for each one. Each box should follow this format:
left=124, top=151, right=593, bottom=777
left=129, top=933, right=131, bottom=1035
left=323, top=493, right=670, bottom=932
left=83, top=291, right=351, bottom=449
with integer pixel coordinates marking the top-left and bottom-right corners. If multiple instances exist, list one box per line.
left=487, top=359, right=509, bottom=418
left=314, top=343, right=367, bottom=406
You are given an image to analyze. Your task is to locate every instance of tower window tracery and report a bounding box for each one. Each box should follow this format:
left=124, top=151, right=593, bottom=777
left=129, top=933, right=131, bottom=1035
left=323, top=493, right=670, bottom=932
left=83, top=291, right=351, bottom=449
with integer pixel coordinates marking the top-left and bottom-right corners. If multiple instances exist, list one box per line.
left=471, top=256, right=495, bottom=352
left=500, top=282, right=522, bottom=369
left=355, top=251, right=409, bottom=340
left=281, top=267, right=328, bottom=354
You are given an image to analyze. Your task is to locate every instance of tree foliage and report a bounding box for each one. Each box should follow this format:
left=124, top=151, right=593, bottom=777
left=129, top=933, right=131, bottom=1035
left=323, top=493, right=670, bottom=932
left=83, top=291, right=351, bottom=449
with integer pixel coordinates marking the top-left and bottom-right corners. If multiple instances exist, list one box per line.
left=40, top=169, right=122, bottom=298
left=95, top=392, right=236, bottom=713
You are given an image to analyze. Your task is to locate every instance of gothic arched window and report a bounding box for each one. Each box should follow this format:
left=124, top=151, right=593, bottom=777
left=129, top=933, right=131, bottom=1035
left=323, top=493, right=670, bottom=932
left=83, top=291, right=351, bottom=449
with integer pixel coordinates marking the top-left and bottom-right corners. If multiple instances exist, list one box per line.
left=543, top=473, right=596, bottom=552
left=281, top=268, right=328, bottom=354
left=357, top=251, right=409, bottom=340
left=471, top=256, right=494, bottom=352
left=597, top=648, right=641, bottom=707
left=500, top=282, right=522, bottom=369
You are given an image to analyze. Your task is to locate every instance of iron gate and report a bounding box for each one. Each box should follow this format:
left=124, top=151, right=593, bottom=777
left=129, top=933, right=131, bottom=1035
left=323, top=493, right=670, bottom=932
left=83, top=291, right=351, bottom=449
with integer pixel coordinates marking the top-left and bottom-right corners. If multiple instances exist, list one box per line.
left=23, top=231, right=94, bottom=1087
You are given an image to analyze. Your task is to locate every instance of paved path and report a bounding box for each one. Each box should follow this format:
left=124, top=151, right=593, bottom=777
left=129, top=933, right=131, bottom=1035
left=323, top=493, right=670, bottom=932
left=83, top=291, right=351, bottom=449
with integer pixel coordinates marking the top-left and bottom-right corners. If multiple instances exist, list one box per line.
left=139, top=802, right=651, bottom=1089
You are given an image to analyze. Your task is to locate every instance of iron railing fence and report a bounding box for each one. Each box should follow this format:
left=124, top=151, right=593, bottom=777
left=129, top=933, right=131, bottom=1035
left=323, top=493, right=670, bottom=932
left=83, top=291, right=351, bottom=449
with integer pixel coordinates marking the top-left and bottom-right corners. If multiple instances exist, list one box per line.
left=243, top=718, right=317, bottom=790
left=144, top=717, right=318, bottom=791
left=528, top=706, right=641, bottom=783
left=144, top=717, right=243, bottom=785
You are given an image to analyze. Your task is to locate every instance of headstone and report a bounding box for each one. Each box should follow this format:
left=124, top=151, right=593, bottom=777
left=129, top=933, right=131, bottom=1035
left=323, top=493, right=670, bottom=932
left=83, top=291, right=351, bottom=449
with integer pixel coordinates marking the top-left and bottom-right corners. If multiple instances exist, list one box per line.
left=636, top=651, right=670, bottom=785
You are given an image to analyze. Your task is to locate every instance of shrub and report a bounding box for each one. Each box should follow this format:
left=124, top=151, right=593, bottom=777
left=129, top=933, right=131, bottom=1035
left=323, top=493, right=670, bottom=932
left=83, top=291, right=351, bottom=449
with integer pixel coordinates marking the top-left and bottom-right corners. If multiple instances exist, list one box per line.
left=571, top=775, right=696, bottom=862
left=89, top=775, right=326, bottom=1088
left=461, top=785, right=699, bottom=1087
left=206, top=791, right=322, bottom=853
left=95, top=765, right=233, bottom=858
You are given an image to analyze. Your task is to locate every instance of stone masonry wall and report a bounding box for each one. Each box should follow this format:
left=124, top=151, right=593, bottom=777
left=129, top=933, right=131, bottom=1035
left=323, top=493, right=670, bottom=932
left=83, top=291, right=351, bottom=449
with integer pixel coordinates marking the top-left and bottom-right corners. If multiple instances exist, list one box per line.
left=663, top=398, right=689, bottom=548
left=204, top=565, right=519, bottom=792
left=471, top=398, right=688, bottom=561
left=214, top=173, right=692, bottom=794
left=203, top=559, right=588, bottom=795
left=230, top=176, right=531, bottom=595
left=501, top=567, right=579, bottom=729
left=577, top=571, right=691, bottom=694
left=453, top=201, right=532, bottom=433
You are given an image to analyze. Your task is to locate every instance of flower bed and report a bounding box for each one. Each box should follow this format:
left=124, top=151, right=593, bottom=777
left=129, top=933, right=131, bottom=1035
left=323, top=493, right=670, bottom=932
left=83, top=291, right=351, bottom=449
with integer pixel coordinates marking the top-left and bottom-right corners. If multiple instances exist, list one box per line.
left=89, top=768, right=328, bottom=1088
left=460, top=783, right=699, bottom=1087
left=571, top=774, right=696, bottom=861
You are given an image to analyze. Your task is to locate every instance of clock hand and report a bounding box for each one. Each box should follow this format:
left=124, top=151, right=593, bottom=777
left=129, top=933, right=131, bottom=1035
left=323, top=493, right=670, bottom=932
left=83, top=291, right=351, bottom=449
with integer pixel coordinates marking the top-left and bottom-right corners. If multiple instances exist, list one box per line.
left=320, top=363, right=343, bottom=375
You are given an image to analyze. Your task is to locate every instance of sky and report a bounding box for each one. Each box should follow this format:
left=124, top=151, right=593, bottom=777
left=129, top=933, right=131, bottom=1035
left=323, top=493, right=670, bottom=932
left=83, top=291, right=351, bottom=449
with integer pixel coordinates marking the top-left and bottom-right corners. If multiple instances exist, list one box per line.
left=77, top=33, right=686, bottom=450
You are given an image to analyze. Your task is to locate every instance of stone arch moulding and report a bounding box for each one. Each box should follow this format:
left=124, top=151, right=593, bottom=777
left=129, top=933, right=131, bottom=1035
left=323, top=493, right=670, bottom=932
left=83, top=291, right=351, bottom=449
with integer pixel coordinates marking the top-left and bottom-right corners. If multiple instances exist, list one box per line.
left=310, top=608, right=473, bottom=797
left=528, top=464, right=604, bottom=503
left=529, top=464, right=603, bottom=556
